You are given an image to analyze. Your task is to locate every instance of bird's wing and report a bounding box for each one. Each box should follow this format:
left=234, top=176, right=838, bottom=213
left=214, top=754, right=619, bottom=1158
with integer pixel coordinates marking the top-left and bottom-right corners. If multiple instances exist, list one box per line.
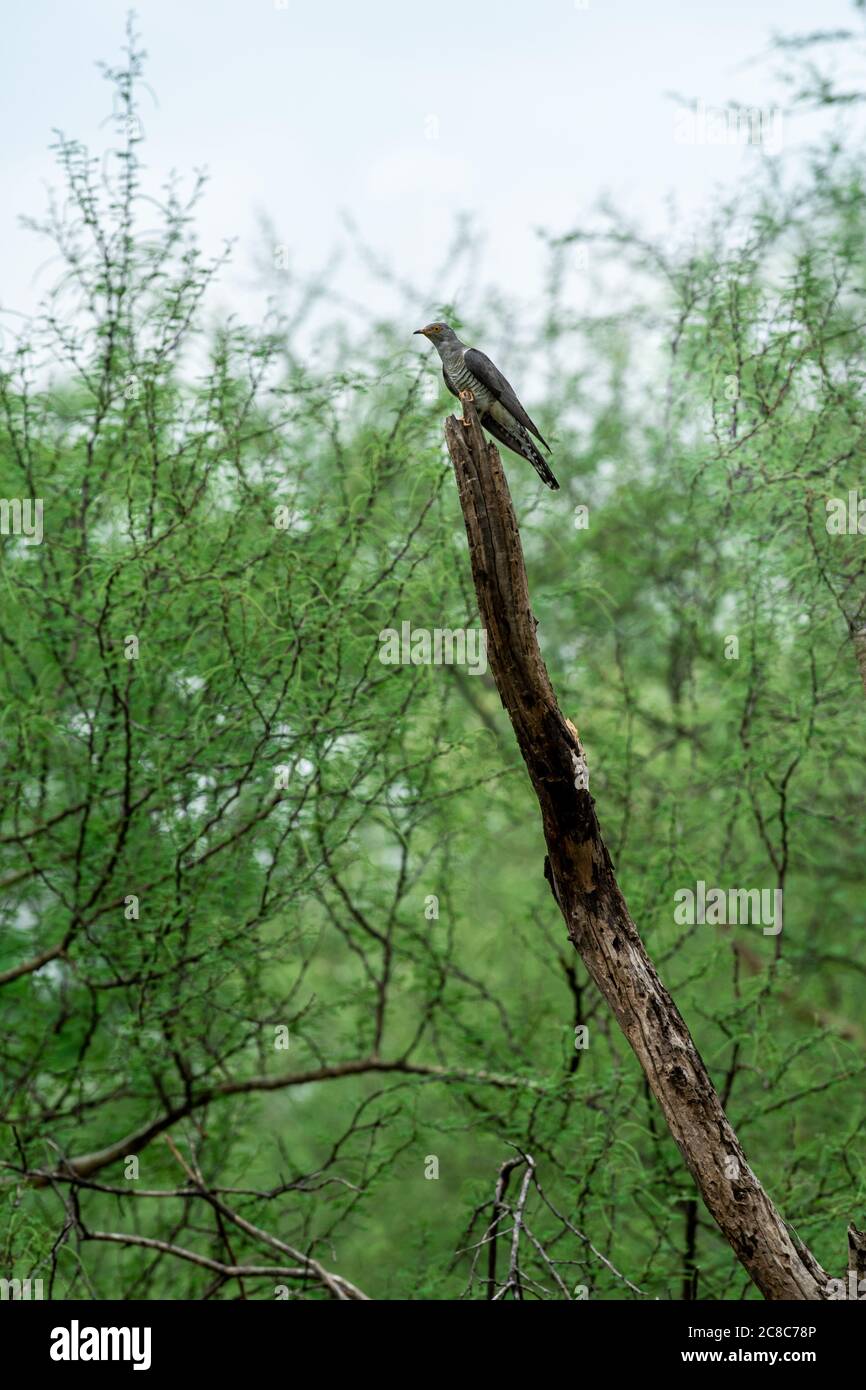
left=464, top=348, right=550, bottom=451
left=442, top=365, right=460, bottom=400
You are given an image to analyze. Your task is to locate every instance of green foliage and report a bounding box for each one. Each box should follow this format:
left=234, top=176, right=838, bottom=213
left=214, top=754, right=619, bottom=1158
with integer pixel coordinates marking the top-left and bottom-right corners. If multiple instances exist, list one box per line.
left=2, top=21, right=866, bottom=1301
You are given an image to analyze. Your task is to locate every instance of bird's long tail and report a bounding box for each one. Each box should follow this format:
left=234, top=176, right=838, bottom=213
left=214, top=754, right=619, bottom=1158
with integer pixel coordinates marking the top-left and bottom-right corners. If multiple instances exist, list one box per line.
left=524, top=441, right=560, bottom=491
left=482, top=415, right=560, bottom=490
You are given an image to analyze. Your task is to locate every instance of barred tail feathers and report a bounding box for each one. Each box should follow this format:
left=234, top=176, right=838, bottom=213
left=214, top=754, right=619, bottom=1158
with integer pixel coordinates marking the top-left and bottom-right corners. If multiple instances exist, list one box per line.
left=481, top=413, right=560, bottom=490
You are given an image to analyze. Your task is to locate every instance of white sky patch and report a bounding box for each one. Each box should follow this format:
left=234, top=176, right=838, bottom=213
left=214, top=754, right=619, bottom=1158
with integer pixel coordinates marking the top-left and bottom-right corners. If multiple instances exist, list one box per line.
left=66, top=710, right=96, bottom=740
left=324, top=733, right=364, bottom=759
left=175, top=674, right=206, bottom=698
left=365, top=149, right=475, bottom=205
left=1, top=0, right=857, bottom=333
left=8, top=902, right=39, bottom=934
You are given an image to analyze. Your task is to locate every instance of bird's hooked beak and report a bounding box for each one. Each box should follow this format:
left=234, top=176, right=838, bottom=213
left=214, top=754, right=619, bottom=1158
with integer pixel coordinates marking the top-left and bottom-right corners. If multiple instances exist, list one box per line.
left=413, top=328, right=427, bottom=337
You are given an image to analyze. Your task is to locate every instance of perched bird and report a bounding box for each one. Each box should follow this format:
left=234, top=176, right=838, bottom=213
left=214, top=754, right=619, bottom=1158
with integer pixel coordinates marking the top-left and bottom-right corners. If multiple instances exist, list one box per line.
left=414, top=322, right=559, bottom=490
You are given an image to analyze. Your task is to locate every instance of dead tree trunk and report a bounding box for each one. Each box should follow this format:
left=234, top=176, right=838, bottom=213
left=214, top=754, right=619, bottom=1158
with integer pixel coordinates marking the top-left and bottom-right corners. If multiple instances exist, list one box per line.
left=444, top=393, right=831, bottom=1301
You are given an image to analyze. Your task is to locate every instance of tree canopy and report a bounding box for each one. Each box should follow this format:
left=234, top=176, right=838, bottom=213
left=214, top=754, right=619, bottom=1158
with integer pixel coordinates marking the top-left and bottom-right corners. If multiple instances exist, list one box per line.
left=2, top=19, right=866, bottom=1301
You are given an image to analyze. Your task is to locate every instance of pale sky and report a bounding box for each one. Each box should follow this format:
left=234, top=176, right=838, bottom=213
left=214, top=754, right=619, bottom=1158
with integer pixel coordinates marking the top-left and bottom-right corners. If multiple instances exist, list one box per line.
left=2, top=0, right=862, bottom=330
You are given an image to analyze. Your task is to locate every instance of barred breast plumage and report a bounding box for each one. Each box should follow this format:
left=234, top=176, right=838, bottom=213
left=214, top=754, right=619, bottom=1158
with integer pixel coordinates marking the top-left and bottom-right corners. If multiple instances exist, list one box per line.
left=415, top=320, right=560, bottom=491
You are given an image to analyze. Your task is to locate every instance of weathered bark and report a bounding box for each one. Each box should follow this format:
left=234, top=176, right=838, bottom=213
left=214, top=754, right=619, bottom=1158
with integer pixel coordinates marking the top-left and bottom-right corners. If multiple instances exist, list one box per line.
left=445, top=393, right=832, bottom=1301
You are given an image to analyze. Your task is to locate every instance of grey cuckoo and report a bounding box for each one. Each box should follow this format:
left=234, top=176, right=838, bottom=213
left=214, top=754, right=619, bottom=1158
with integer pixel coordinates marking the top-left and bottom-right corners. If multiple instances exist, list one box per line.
left=414, top=322, right=559, bottom=490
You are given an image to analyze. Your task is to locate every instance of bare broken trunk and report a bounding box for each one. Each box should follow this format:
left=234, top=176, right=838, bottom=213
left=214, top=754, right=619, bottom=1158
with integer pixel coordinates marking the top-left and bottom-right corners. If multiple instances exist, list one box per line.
left=444, top=392, right=833, bottom=1301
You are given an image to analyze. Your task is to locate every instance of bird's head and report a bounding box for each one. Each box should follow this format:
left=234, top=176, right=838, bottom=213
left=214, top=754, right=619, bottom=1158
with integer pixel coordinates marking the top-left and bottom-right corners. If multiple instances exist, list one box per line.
left=414, top=321, right=456, bottom=342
